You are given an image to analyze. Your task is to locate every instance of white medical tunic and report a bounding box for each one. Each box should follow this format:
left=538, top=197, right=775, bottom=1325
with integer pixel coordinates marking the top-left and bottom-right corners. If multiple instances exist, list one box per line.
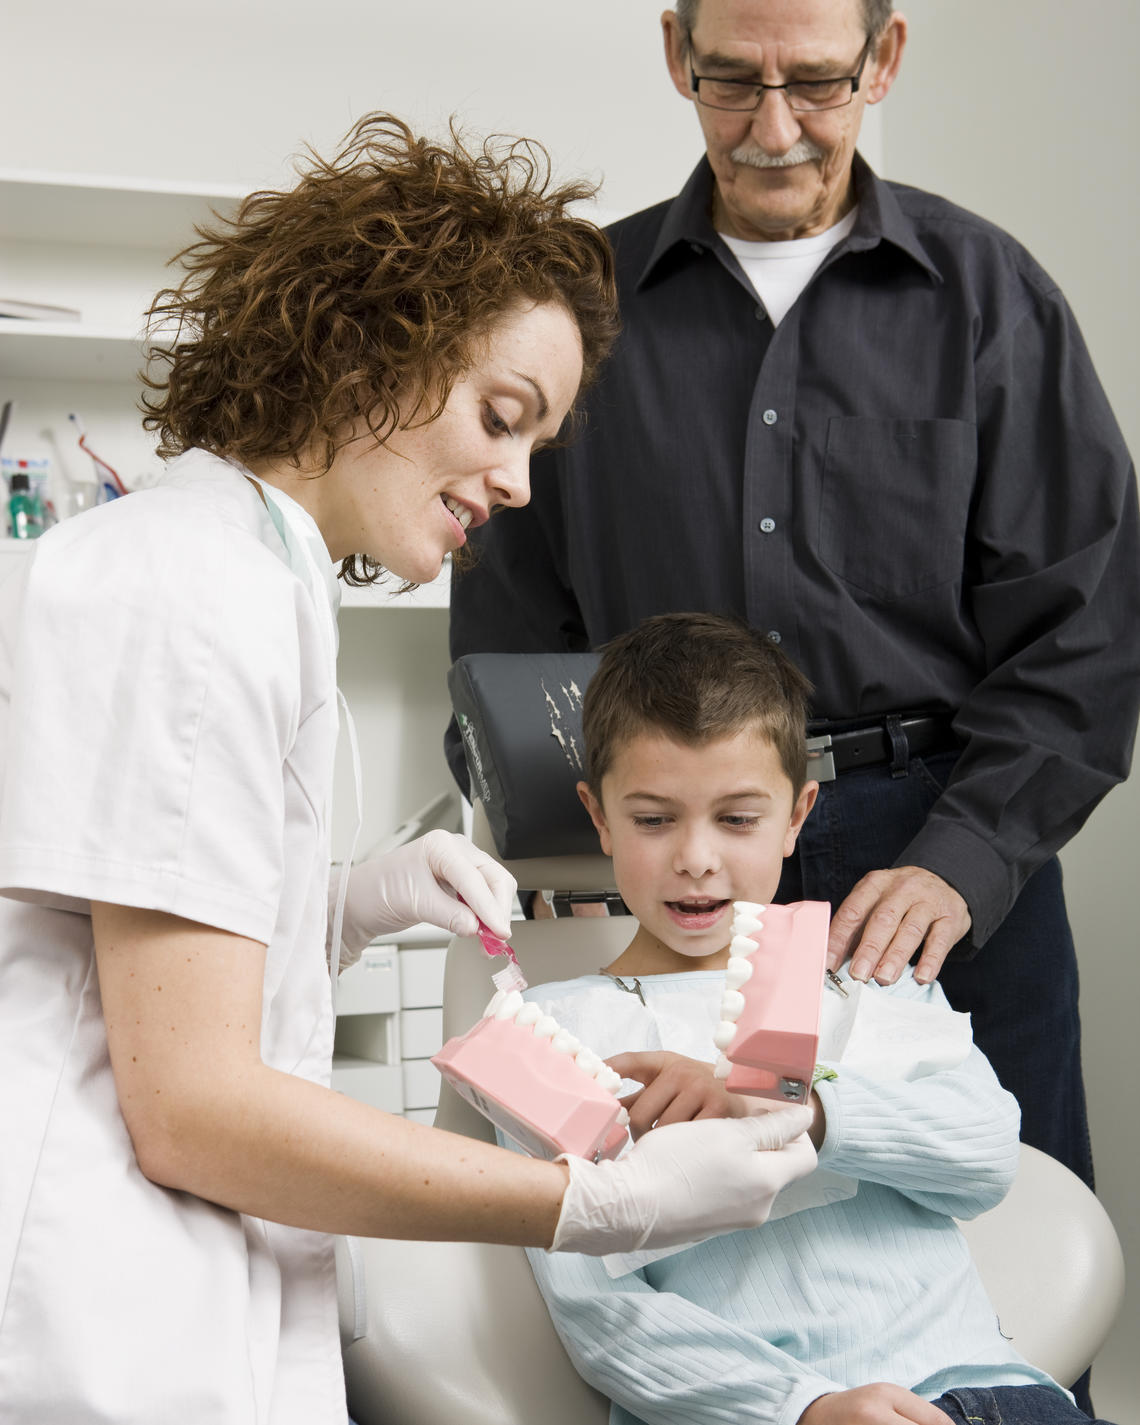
left=0, top=449, right=347, bottom=1422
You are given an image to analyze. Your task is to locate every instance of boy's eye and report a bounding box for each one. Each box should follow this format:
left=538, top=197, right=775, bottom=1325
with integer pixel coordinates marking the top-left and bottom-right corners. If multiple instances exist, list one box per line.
left=631, top=814, right=670, bottom=829
left=722, top=814, right=761, bottom=829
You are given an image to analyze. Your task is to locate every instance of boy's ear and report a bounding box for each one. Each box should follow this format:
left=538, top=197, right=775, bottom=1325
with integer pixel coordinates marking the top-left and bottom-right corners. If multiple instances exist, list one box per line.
left=783, top=780, right=819, bottom=859
left=576, top=780, right=613, bottom=856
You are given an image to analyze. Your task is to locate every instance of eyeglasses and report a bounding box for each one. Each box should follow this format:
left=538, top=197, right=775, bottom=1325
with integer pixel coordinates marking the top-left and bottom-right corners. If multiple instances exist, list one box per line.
left=688, top=37, right=872, bottom=113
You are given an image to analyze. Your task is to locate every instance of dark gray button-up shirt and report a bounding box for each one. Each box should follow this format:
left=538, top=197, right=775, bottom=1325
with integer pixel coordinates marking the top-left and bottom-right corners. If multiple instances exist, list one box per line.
left=448, top=154, right=1140, bottom=943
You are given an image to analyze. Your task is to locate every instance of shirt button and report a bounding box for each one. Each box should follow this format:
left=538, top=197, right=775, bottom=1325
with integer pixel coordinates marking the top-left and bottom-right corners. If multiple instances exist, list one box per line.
left=690, top=241, right=703, bottom=254
left=766, top=630, right=782, bottom=644
left=759, top=517, right=776, bottom=533
left=754, top=305, right=766, bottom=321
left=762, top=408, right=778, bottom=425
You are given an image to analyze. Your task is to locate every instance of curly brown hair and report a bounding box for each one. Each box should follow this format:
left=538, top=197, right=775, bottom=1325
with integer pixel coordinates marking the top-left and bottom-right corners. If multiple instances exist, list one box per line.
left=142, top=112, right=618, bottom=584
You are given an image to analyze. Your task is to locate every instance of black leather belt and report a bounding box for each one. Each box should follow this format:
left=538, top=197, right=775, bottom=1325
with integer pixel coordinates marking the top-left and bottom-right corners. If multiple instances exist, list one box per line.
left=806, top=714, right=959, bottom=782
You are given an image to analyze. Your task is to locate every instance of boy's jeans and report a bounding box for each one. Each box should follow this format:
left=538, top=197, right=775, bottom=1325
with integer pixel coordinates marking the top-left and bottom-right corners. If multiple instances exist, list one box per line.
left=932, top=1385, right=1116, bottom=1424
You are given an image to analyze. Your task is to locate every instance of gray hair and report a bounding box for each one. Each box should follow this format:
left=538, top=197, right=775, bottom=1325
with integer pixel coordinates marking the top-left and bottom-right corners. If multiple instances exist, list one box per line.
left=674, top=0, right=894, bottom=48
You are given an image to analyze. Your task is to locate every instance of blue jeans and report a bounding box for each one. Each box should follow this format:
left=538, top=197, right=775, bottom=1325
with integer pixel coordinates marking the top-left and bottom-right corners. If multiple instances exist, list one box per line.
left=932, top=1385, right=1116, bottom=1423
left=776, top=750, right=1094, bottom=1191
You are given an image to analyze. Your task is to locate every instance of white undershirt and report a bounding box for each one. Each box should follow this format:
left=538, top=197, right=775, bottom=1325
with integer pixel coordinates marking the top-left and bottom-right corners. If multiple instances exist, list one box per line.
left=721, top=207, right=858, bottom=326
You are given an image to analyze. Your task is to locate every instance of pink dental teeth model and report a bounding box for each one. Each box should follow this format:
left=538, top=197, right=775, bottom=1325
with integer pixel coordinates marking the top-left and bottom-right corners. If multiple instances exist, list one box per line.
left=713, top=900, right=831, bottom=1105
left=432, top=988, right=631, bottom=1162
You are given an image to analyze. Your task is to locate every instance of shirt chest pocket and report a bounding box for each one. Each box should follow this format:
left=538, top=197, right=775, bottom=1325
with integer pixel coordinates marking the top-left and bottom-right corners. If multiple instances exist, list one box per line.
left=818, top=417, right=977, bottom=600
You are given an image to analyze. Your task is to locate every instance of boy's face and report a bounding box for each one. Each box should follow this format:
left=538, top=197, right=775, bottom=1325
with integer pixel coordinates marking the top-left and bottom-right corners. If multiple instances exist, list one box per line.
left=578, top=726, right=817, bottom=973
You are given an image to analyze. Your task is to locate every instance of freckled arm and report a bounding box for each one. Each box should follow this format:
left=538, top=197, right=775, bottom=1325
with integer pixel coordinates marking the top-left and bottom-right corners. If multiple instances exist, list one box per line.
left=92, top=902, right=569, bottom=1245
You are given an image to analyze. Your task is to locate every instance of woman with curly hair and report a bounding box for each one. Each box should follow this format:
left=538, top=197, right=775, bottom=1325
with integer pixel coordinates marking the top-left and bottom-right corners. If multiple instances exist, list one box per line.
left=0, top=115, right=814, bottom=1423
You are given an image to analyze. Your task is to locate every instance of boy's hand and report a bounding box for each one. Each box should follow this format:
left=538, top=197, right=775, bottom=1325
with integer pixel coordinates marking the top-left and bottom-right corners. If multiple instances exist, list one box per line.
left=800, top=1385, right=952, bottom=1424
left=607, top=1051, right=754, bottom=1139
left=610, top=1050, right=826, bottom=1148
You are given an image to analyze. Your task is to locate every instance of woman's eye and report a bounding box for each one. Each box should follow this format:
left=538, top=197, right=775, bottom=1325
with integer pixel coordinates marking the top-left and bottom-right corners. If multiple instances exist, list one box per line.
left=483, top=404, right=511, bottom=436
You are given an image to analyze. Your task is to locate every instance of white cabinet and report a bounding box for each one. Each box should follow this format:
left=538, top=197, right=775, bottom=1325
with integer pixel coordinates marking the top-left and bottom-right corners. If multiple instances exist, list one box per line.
left=2, top=171, right=460, bottom=1120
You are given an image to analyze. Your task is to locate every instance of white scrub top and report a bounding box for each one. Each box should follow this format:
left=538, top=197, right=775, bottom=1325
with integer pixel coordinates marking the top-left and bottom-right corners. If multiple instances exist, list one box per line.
left=0, top=449, right=348, bottom=1422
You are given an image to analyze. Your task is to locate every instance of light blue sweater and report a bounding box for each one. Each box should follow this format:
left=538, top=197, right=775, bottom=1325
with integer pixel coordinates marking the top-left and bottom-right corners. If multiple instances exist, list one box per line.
left=506, top=968, right=1066, bottom=1425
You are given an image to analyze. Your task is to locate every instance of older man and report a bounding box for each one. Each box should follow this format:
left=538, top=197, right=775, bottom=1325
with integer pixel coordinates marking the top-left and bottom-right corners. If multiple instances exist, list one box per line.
left=447, top=0, right=1139, bottom=1226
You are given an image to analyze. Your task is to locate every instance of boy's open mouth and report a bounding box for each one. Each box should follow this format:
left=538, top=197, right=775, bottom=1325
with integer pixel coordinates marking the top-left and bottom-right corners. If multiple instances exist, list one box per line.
left=666, top=897, right=730, bottom=926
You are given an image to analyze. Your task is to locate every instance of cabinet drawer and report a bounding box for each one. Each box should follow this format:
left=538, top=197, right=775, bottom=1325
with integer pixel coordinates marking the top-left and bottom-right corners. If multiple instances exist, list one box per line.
left=337, top=945, right=400, bottom=1016
left=399, top=1007, right=444, bottom=1059
left=398, top=946, right=447, bottom=1008
left=332, top=1057, right=404, bottom=1113
left=401, top=1058, right=442, bottom=1110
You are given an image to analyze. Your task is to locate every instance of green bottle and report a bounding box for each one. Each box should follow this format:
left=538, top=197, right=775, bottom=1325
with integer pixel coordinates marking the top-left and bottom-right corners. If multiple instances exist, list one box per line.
left=7, top=471, right=43, bottom=540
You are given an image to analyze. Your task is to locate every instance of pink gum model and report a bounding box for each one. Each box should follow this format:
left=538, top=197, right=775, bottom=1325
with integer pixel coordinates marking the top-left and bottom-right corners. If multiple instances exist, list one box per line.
left=713, top=900, right=830, bottom=1105
left=432, top=990, right=630, bottom=1162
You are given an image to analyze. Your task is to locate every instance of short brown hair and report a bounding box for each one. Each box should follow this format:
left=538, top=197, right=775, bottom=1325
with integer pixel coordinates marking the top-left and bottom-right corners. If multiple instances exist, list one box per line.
left=142, top=112, right=617, bottom=583
left=582, top=613, right=813, bottom=794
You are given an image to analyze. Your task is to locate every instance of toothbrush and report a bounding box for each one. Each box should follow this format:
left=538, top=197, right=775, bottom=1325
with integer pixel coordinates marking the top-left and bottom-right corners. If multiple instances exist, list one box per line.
left=459, top=895, right=528, bottom=993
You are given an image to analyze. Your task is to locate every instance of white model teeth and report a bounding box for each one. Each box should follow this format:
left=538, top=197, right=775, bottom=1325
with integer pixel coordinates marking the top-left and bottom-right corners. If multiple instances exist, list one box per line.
left=494, top=990, right=525, bottom=1020
left=720, top=989, right=746, bottom=1020
left=551, top=1028, right=581, bottom=1056
left=713, top=1053, right=732, bottom=1080
left=734, top=900, right=766, bottom=917
left=486, top=996, right=626, bottom=1099
left=730, top=933, right=759, bottom=957
left=725, top=955, right=753, bottom=990
left=443, top=495, right=473, bottom=529
left=617, top=1106, right=631, bottom=1126
left=713, top=1021, right=738, bottom=1051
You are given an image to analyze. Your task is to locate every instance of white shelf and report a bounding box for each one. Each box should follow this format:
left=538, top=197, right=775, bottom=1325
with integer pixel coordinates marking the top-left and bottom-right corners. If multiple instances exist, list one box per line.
left=0, top=321, right=158, bottom=383
left=0, top=169, right=243, bottom=249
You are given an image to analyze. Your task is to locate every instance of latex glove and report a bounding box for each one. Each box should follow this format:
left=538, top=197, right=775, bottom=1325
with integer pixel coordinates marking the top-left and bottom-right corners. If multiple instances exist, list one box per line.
left=550, top=1106, right=816, bottom=1256
left=332, top=830, right=516, bottom=960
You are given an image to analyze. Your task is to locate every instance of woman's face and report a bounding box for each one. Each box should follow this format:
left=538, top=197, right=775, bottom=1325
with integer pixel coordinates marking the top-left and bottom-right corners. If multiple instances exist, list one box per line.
left=321, top=299, right=584, bottom=581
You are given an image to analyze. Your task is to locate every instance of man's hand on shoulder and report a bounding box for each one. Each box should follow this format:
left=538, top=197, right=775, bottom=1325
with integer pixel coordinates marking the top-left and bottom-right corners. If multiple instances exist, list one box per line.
left=800, top=1383, right=952, bottom=1424
left=827, top=866, right=971, bottom=987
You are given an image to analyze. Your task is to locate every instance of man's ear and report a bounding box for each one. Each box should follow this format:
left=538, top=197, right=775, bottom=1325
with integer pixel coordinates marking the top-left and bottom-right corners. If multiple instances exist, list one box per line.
left=577, top=780, right=614, bottom=856
left=783, top=780, right=819, bottom=858
left=865, top=13, right=907, bottom=105
left=661, top=9, right=695, bottom=103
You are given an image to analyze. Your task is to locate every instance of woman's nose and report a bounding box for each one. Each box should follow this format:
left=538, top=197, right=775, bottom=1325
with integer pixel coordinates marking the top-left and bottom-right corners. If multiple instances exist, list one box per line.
left=490, top=448, right=531, bottom=510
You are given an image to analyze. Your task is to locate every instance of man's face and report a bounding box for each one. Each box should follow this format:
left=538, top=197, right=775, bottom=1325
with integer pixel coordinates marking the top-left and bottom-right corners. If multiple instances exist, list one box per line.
left=663, top=0, right=905, bottom=241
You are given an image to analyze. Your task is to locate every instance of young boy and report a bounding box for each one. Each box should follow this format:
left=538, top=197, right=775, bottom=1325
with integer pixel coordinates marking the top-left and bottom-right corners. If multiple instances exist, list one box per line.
left=503, top=612, right=1111, bottom=1425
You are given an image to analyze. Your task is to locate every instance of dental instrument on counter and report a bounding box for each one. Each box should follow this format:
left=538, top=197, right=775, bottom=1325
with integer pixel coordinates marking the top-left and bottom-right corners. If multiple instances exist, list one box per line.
left=69, top=413, right=128, bottom=504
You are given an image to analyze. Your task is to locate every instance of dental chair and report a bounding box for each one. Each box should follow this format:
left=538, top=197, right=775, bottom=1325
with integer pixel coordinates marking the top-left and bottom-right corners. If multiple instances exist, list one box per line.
left=339, top=653, right=1125, bottom=1425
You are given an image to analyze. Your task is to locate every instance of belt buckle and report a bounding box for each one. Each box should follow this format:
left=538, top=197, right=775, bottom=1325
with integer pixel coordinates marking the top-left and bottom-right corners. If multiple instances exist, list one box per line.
left=805, top=734, right=836, bottom=783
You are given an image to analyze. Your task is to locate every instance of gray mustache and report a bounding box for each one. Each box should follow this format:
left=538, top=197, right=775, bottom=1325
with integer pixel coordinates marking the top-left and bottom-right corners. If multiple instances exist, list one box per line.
left=730, top=139, right=827, bottom=169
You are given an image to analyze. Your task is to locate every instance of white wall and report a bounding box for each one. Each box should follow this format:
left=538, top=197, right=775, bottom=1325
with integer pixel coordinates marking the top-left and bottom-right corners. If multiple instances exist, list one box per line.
left=5, top=0, right=1134, bottom=1412
left=883, top=5, right=1139, bottom=1417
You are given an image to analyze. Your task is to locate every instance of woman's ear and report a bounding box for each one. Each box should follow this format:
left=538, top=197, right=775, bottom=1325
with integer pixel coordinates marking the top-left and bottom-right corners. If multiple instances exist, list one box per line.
left=577, top=780, right=613, bottom=857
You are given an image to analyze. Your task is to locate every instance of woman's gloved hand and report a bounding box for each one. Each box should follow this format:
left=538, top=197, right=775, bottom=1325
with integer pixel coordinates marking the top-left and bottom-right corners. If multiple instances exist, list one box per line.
left=333, top=830, right=517, bottom=960
left=550, top=1107, right=816, bottom=1256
